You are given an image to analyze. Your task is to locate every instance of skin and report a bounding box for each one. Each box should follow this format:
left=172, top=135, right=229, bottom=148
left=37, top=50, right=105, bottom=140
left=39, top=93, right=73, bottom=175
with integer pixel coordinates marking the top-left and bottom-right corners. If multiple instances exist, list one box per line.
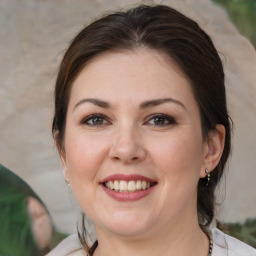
left=59, top=49, right=225, bottom=256
left=27, top=197, right=52, bottom=249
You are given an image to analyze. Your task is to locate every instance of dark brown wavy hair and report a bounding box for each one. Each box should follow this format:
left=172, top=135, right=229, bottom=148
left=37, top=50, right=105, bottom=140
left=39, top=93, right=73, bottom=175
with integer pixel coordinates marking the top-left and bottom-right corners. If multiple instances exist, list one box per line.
left=52, top=4, right=232, bottom=253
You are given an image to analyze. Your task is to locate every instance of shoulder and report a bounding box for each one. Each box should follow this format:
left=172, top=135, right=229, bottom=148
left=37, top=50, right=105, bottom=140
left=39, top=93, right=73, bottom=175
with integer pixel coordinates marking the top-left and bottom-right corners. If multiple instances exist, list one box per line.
left=46, top=234, right=86, bottom=256
left=212, top=228, right=256, bottom=256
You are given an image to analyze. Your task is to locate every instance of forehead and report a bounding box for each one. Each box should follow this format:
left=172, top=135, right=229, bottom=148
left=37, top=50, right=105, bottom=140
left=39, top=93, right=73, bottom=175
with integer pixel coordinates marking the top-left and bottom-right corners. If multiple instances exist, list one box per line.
left=70, top=49, right=194, bottom=102
left=76, top=48, right=188, bottom=83
left=73, top=48, right=187, bottom=86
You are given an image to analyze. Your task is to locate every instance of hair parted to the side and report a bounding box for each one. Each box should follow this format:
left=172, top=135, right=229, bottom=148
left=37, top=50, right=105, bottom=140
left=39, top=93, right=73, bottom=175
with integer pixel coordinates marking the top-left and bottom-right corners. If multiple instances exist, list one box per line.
left=52, top=4, right=232, bottom=253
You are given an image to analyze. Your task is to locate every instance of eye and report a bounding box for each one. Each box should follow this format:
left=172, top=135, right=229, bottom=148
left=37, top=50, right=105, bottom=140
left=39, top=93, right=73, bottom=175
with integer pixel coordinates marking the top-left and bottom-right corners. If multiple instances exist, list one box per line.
left=146, top=114, right=176, bottom=126
left=81, top=114, right=110, bottom=126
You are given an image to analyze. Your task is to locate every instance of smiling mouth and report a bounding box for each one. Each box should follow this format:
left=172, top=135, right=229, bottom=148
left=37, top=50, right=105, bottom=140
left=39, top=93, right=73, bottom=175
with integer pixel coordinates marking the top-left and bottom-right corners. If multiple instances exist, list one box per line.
left=104, top=180, right=156, bottom=193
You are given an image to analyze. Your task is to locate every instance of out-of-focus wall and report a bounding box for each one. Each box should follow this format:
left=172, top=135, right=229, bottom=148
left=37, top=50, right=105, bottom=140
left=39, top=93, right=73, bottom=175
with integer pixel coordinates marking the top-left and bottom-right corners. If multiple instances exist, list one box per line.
left=0, top=0, right=255, bottom=233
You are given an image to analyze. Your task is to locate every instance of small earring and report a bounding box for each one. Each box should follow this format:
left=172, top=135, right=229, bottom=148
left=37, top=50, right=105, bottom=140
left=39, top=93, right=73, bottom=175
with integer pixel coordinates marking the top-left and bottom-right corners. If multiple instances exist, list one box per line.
left=65, top=179, right=71, bottom=188
left=205, top=169, right=210, bottom=186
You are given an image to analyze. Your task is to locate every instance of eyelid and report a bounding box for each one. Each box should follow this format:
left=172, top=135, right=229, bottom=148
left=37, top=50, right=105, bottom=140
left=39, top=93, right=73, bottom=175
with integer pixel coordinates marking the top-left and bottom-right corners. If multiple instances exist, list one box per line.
left=80, top=113, right=111, bottom=126
left=79, top=113, right=176, bottom=127
left=145, top=113, right=177, bottom=126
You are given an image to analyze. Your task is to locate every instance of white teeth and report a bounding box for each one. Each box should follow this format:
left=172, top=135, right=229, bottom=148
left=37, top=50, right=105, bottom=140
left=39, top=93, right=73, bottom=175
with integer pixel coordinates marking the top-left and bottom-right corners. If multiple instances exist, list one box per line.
left=119, top=180, right=128, bottom=192
left=114, top=180, right=119, bottom=190
left=128, top=181, right=136, bottom=192
left=109, top=181, right=114, bottom=190
left=136, top=180, right=142, bottom=190
left=104, top=180, right=153, bottom=192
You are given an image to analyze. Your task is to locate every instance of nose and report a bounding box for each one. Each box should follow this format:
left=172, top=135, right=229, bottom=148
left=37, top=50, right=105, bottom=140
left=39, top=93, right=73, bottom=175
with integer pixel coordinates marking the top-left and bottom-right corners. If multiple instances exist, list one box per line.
left=109, top=126, right=146, bottom=164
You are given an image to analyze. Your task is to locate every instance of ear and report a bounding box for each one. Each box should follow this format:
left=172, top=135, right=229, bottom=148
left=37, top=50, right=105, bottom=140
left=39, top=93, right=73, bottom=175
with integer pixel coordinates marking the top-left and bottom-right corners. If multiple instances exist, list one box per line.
left=54, top=131, right=70, bottom=182
left=60, top=152, right=71, bottom=183
left=60, top=153, right=70, bottom=183
left=200, top=124, right=226, bottom=178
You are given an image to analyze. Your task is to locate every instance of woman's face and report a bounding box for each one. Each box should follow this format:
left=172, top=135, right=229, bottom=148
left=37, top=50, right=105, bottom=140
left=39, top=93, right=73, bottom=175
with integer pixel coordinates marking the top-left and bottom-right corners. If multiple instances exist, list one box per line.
left=61, top=49, right=212, bottom=238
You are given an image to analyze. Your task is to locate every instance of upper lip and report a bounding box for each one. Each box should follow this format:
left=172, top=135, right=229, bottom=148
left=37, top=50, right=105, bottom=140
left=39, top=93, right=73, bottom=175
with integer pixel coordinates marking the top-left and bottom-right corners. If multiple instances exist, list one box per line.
left=101, top=174, right=157, bottom=183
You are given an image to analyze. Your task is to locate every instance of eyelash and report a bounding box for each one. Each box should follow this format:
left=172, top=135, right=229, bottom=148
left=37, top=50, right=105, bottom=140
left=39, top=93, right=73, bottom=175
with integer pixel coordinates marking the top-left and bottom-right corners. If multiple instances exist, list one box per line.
left=80, top=113, right=110, bottom=126
left=145, top=114, right=176, bottom=126
left=80, top=113, right=176, bottom=127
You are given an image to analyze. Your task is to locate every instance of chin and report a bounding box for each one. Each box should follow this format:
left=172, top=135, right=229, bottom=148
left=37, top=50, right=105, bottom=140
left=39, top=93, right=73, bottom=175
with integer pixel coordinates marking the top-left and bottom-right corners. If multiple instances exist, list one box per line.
left=104, top=223, right=152, bottom=238
left=95, top=210, right=157, bottom=238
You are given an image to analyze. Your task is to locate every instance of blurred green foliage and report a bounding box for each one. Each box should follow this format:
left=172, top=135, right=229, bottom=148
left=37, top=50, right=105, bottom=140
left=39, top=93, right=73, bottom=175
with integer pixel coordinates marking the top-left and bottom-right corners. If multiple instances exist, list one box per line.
left=0, top=164, right=68, bottom=256
left=212, top=0, right=256, bottom=48
left=217, top=219, right=256, bottom=248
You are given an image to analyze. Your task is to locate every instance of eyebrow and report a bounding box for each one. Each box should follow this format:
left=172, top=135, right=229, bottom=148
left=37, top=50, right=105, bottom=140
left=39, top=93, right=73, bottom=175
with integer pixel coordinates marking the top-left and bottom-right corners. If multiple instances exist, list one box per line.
left=73, top=98, right=110, bottom=111
left=139, top=98, right=187, bottom=111
left=73, top=97, right=186, bottom=111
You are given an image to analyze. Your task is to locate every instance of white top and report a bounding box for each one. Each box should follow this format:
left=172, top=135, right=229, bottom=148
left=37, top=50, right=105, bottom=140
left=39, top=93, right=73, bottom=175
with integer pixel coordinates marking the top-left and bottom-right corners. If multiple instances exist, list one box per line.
left=46, top=228, right=256, bottom=256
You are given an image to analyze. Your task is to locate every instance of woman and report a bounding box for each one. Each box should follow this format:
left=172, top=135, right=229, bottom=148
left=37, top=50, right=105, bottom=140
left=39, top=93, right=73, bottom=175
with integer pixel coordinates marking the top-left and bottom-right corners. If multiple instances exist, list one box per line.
left=48, top=4, right=256, bottom=256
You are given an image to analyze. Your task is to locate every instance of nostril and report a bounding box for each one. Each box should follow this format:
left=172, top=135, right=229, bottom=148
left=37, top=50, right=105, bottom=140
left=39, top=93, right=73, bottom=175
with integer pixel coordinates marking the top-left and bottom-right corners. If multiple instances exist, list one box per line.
left=109, top=142, right=146, bottom=163
left=111, top=155, right=141, bottom=163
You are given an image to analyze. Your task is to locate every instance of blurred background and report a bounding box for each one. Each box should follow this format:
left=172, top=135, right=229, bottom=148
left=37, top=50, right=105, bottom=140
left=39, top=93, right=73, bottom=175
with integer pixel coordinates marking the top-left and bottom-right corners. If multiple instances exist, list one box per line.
left=0, top=0, right=255, bottom=253
left=214, top=0, right=256, bottom=48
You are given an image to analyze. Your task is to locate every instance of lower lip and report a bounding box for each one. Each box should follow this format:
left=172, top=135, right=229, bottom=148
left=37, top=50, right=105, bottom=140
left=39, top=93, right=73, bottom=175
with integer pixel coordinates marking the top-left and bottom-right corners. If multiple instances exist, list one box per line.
left=101, top=184, right=156, bottom=201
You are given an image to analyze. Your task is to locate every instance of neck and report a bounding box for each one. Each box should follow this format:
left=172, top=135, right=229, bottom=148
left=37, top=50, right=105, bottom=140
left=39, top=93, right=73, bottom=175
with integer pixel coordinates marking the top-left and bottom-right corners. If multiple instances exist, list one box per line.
left=93, top=213, right=209, bottom=256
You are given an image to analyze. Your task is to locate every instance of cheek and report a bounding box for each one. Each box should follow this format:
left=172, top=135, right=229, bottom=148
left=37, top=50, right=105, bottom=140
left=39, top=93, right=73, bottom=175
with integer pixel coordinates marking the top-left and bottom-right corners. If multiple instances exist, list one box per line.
left=149, top=133, right=204, bottom=217
left=64, top=133, right=108, bottom=183
left=150, top=131, right=204, bottom=182
left=63, top=134, right=108, bottom=213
